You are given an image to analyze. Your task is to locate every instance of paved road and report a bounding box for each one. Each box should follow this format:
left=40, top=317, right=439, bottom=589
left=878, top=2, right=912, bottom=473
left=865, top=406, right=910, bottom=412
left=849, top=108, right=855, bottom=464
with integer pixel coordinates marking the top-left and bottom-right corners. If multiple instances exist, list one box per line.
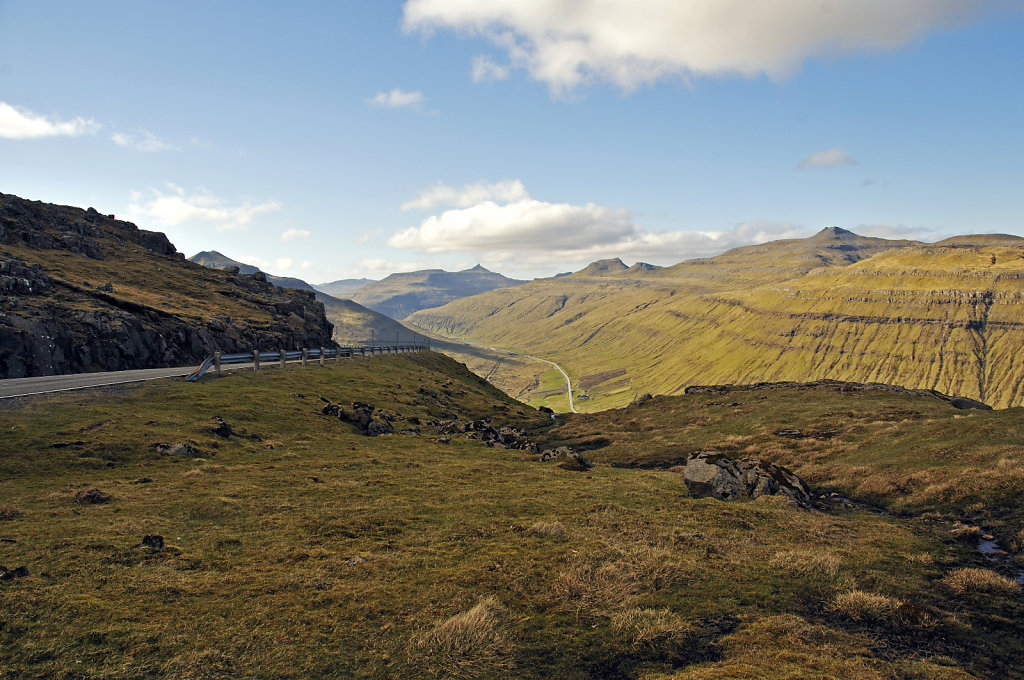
left=0, top=365, right=201, bottom=399
left=487, top=346, right=578, bottom=414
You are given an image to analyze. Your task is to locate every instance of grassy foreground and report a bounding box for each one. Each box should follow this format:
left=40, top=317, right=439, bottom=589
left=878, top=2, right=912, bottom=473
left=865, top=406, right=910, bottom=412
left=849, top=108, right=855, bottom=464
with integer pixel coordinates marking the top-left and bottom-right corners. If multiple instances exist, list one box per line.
left=1, top=354, right=1022, bottom=679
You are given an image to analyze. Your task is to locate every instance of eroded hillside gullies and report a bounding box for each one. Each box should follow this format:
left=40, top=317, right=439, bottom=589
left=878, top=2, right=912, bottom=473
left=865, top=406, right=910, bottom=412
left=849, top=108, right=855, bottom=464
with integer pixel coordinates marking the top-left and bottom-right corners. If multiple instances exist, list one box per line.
left=0, top=193, right=335, bottom=378
left=410, top=231, right=1024, bottom=410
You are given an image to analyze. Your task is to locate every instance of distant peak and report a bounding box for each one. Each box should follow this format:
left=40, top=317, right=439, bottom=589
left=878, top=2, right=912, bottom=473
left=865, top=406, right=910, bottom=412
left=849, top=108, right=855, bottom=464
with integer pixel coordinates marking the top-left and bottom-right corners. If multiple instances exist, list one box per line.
left=812, top=226, right=857, bottom=240
left=465, top=264, right=490, bottom=273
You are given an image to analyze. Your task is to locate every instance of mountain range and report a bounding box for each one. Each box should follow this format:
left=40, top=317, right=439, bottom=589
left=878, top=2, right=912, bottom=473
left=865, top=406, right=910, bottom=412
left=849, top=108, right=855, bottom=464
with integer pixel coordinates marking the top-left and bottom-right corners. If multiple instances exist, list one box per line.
left=409, top=227, right=1024, bottom=410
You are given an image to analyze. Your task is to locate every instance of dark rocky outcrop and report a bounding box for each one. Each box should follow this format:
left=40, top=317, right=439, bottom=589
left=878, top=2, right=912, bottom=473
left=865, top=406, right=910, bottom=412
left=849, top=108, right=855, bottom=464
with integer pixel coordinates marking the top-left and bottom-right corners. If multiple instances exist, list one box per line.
left=0, top=192, right=336, bottom=378
left=320, top=398, right=396, bottom=436
left=433, top=418, right=538, bottom=452
left=684, top=380, right=993, bottom=411
left=679, top=451, right=811, bottom=508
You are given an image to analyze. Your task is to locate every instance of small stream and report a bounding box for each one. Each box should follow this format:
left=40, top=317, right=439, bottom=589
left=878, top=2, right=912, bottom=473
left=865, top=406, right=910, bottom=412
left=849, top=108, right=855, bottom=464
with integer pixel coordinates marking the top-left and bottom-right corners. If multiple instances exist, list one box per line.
left=976, top=533, right=1024, bottom=584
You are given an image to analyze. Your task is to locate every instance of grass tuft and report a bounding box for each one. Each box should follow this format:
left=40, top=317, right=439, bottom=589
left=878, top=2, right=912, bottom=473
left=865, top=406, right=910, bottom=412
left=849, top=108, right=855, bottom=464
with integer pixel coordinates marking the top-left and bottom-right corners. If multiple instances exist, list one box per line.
left=417, top=597, right=511, bottom=677
left=830, top=590, right=902, bottom=623
left=941, top=568, right=1020, bottom=595
left=610, top=607, right=691, bottom=649
left=528, top=520, right=566, bottom=538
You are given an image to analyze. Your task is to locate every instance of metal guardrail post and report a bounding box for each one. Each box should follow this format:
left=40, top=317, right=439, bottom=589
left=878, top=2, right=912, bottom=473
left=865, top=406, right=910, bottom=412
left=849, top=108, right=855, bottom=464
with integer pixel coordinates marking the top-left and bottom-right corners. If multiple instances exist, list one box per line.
left=320, top=347, right=325, bottom=366
left=253, top=349, right=260, bottom=371
left=302, top=348, right=308, bottom=366
left=214, top=351, right=221, bottom=376
left=279, top=348, right=286, bottom=369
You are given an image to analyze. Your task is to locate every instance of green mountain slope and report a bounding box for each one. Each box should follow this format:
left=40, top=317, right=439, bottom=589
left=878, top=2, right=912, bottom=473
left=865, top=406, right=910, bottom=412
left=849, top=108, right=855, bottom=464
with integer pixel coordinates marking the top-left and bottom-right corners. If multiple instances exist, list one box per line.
left=409, top=229, right=1024, bottom=410
left=350, top=264, right=527, bottom=319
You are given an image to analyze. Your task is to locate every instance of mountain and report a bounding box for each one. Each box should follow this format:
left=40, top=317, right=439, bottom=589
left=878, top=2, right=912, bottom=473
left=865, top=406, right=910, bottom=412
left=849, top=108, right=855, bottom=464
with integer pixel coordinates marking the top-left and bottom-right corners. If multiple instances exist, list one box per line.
left=189, top=250, right=316, bottom=291
left=409, top=228, right=1024, bottom=410
left=0, top=193, right=334, bottom=378
left=348, top=264, right=527, bottom=320
left=314, top=277, right=376, bottom=298
left=188, top=251, right=421, bottom=346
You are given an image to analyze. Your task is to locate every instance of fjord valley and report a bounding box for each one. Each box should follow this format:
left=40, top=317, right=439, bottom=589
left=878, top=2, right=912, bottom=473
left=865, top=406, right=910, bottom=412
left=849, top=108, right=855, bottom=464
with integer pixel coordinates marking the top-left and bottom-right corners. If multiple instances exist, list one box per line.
left=409, top=228, right=1024, bottom=411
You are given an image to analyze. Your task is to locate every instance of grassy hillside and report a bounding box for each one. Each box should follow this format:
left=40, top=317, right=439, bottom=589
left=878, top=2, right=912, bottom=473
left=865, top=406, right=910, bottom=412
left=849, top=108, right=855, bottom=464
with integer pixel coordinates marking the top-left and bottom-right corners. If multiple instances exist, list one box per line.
left=409, top=231, right=1024, bottom=410
left=1, top=355, right=1021, bottom=678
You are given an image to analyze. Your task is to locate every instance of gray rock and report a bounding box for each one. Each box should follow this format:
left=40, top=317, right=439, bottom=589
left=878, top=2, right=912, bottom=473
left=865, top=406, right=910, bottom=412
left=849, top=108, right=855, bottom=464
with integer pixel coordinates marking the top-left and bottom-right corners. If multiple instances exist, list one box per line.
left=681, top=451, right=810, bottom=508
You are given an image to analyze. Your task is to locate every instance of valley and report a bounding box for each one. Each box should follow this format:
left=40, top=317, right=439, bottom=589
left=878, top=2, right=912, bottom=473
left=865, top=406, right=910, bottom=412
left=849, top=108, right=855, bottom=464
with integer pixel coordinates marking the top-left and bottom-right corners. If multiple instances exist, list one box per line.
left=409, top=229, right=1024, bottom=411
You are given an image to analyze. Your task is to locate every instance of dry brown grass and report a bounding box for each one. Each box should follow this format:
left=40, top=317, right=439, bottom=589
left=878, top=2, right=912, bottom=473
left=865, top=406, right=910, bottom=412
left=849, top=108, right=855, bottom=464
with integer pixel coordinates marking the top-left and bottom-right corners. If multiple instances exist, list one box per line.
left=830, top=590, right=903, bottom=623
left=0, top=504, right=23, bottom=521
left=941, top=568, right=1020, bottom=596
left=417, top=597, right=511, bottom=677
left=948, top=523, right=983, bottom=541
left=611, top=607, right=692, bottom=649
left=528, top=520, right=566, bottom=538
left=552, top=562, right=637, bottom=610
left=768, top=549, right=841, bottom=579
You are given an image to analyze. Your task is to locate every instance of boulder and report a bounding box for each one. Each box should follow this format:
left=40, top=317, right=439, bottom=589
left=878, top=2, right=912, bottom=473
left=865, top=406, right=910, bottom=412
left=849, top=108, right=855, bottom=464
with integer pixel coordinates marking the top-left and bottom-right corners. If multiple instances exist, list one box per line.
left=540, top=446, right=593, bottom=472
left=681, top=451, right=810, bottom=508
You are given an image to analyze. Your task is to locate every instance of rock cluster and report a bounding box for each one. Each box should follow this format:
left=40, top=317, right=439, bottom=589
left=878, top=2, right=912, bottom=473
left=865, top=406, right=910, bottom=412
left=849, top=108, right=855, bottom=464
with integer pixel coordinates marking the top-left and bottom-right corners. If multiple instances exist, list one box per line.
left=679, top=451, right=811, bottom=508
left=320, top=398, right=396, bottom=436
left=432, top=419, right=538, bottom=451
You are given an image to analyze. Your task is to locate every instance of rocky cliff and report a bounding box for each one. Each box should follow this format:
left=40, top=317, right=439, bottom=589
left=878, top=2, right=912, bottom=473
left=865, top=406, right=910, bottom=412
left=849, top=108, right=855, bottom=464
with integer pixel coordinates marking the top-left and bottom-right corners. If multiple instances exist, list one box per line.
left=0, top=193, right=335, bottom=378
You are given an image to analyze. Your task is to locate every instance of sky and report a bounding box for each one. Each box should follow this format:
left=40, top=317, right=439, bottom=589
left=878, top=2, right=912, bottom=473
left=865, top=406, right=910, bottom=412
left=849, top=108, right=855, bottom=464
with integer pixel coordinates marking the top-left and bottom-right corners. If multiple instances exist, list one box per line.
left=1, top=1, right=1022, bottom=282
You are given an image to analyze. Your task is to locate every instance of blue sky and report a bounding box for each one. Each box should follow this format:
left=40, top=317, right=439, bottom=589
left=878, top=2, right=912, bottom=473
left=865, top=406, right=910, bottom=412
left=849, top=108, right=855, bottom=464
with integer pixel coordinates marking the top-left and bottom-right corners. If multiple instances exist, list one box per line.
left=1, top=1, right=1022, bottom=281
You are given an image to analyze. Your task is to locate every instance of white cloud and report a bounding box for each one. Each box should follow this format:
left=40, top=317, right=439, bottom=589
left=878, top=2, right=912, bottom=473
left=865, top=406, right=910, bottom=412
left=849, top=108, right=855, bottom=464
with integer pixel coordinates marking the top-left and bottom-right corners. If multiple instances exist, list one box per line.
left=275, top=258, right=294, bottom=271
left=0, top=100, right=99, bottom=139
left=472, top=55, right=510, bottom=82
left=281, top=228, right=311, bottom=242
left=111, top=129, right=178, bottom=152
left=403, top=0, right=1004, bottom=92
left=352, top=258, right=433, bottom=277
left=798, top=148, right=858, bottom=169
left=390, top=197, right=635, bottom=253
left=368, top=88, right=426, bottom=108
left=388, top=181, right=830, bottom=268
left=401, top=179, right=529, bottom=211
left=128, top=184, right=281, bottom=232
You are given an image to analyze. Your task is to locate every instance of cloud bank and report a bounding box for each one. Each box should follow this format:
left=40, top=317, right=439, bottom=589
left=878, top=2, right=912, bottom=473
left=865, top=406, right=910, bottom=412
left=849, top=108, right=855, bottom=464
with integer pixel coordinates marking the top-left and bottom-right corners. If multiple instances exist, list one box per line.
left=390, top=181, right=819, bottom=268
left=129, top=185, right=281, bottom=232
left=403, top=0, right=1004, bottom=92
left=0, top=101, right=99, bottom=139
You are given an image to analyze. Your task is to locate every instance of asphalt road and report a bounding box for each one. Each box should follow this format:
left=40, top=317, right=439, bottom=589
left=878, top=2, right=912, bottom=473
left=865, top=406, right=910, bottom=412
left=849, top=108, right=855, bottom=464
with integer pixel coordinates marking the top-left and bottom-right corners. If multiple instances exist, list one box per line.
left=486, top=345, right=578, bottom=414
left=0, top=366, right=201, bottom=399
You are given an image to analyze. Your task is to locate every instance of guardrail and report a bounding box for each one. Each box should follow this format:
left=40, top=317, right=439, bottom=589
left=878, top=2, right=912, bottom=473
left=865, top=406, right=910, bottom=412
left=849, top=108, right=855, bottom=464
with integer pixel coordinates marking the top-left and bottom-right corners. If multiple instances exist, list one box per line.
left=185, top=344, right=429, bottom=382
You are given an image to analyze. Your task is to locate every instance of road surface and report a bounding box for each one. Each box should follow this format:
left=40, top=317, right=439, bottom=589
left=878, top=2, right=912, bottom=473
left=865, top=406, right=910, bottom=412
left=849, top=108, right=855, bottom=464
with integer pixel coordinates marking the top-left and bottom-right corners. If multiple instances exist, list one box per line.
left=0, top=366, right=198, bottom=399
left=487, top=346, right=578, bottom=414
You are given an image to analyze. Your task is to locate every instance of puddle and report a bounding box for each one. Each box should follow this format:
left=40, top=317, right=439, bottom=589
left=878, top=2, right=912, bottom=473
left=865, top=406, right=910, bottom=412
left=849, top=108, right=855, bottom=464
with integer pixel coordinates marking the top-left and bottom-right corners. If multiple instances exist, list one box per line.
left=976, top=533, right=1024, bottom=584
